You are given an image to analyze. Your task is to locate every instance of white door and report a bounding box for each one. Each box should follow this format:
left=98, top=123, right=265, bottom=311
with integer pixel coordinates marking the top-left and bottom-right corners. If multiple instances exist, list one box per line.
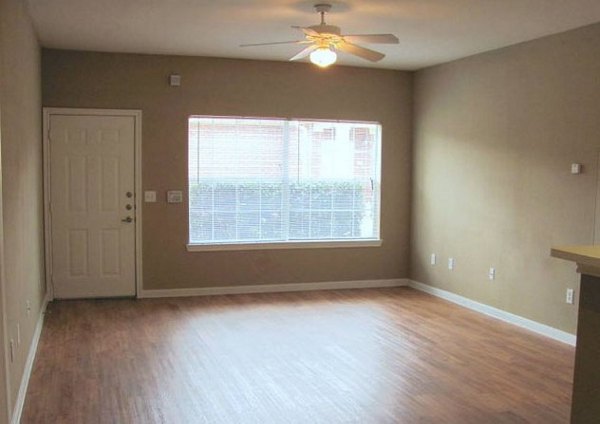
left=49, top=114, right=136, bottom=298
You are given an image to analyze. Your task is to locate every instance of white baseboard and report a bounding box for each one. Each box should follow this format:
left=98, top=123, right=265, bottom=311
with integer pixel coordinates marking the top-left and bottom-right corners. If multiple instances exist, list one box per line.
left=10, top=293, right=49, bottom=424
left=140, top=278, right=576, bottom=345
left=408, top=280, right=576, bottom=346
left=139, top=278, right=409, bottom=298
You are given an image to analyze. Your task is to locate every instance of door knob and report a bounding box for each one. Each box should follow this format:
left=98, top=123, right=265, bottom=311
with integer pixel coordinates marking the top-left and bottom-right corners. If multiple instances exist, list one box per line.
left=126, top=204, right=133, bottom=210
left=126, top=192, right=133, bottom=198
left=121, top=216, right=133, bottom=223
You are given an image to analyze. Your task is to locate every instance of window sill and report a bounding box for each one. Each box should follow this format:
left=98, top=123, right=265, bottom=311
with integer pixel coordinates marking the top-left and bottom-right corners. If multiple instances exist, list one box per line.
left=186, top=239, right=383, bottom=252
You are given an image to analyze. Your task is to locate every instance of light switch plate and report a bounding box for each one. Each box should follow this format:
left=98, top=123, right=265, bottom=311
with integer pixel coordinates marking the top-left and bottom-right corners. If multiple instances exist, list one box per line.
left=144, top=191, right=157, bottom=203
left=167, top=190, right=183, bottom=203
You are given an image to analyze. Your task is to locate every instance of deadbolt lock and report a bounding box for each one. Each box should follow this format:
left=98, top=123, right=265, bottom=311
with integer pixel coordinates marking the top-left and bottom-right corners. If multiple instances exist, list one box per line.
left=126, top=192, right=133, bottom=198
left=126, top=204, right=133, bottom=210
left=121, top=216, right=133, bottom=223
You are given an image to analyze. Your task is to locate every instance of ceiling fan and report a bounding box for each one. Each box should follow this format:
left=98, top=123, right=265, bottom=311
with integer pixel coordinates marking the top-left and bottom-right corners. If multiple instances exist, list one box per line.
left=240, top=3, right=399, bottom=68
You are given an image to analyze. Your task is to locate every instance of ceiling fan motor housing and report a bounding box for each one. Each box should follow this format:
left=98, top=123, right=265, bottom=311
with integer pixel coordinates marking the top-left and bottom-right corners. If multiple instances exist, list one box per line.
left=308, top=24, right=341, bottom=36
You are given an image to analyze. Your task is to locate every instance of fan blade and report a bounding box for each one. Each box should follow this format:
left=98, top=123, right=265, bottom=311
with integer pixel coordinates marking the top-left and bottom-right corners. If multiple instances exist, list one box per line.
left=292, top=25, right=320, bottom=37
left=342, top=34, right=399, bottom=44
left=289, top=44, right=318, bottom=61
left=337, top=41, right=385, bottom=62
left=240, top=40, right=308, bottom=47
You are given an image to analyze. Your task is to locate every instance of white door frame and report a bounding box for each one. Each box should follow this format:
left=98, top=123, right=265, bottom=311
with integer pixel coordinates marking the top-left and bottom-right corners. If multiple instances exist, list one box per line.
left=43, top=108, right=143, bottom=300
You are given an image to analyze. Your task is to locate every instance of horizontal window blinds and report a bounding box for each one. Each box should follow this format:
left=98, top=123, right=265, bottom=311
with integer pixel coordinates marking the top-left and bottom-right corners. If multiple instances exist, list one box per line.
left=188, top=116, right=381, bottom=245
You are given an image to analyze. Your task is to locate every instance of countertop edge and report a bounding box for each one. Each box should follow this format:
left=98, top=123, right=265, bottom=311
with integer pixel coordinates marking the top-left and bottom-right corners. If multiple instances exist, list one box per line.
left=551, top=245, right=600, bottom=277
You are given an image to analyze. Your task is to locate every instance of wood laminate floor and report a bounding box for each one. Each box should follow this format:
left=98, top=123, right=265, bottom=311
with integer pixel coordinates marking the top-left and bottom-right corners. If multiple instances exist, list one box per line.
left=22, top=287, right=574, bottom=423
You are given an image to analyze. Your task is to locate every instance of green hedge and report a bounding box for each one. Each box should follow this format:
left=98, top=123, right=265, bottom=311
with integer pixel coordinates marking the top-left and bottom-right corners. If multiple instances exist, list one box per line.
left=189, top=180, right=368, bottom=242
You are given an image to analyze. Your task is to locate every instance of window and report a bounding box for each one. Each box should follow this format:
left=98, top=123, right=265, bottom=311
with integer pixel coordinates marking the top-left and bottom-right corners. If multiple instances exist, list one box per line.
left=187, top=116, right=381, bottom=250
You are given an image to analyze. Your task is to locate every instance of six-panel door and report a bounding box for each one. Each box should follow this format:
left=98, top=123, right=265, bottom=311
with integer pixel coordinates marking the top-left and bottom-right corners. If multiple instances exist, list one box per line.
left=49, top=114, right=136, bottom=298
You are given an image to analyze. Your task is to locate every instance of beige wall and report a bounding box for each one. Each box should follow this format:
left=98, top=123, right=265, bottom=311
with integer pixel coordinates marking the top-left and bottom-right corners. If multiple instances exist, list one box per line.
left=42, top=51, right=413, bottom=290
left=411, top=22, right=600, bottom=334
left=0, top=21, right=7, bottom=421
left=0, top=0, right=45, bottom=420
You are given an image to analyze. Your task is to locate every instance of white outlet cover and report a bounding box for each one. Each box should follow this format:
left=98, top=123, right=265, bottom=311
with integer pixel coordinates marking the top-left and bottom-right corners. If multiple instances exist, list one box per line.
left=566, top=288, right=575, bottom=304
left=448, top=258, right=455, bottom=270
left=430, top=254, right=436, bottom=265
left=488, top=267, right=496, bottom=280
left=144, top=191, right=157, bottom=203
left=571, top=163, right=582, bottom=174
left=167, top=190, right=183, bottom=203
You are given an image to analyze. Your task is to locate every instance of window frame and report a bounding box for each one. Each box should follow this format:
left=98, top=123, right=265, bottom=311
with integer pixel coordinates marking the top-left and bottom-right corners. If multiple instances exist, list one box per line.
left=186, top=115, right=383, bottom=252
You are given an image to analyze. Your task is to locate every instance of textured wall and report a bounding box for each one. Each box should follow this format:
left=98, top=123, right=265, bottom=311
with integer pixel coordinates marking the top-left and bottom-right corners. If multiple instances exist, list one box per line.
left=412, top=23, right=600, bottom=334
left=0, top=11, right=7, bottom=418
left=42, top=50, right=413, bottom=290
left=0, top=0, right=45, bottom=419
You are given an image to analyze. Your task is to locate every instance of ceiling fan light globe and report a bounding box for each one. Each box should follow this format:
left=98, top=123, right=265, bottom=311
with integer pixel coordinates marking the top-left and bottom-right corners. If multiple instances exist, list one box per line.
left=310, top=47, right=337, bottom=67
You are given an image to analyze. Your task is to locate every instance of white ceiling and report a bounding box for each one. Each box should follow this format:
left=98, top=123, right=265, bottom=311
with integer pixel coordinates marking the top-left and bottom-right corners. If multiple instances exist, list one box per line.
left=27, top=0, right=600, bottom=70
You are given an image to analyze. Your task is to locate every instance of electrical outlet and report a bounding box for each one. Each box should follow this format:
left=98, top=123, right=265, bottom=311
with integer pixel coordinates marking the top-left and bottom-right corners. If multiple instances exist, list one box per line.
left=488, top=267, right=496, bottom=281
left=430, top=253, right=436, bottom=265
left=566, top=288, right=575, bottom=305
left=448, top=258, right=455, bottom=271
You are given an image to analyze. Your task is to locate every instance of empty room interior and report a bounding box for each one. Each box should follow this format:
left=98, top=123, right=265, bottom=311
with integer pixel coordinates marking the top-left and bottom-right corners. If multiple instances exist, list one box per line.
left=1, top=0, right=600, bottom=423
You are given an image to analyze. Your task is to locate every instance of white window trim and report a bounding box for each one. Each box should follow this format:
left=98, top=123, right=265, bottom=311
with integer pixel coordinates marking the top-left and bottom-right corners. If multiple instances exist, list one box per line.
left=187, top=239, right=382, bottom=252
